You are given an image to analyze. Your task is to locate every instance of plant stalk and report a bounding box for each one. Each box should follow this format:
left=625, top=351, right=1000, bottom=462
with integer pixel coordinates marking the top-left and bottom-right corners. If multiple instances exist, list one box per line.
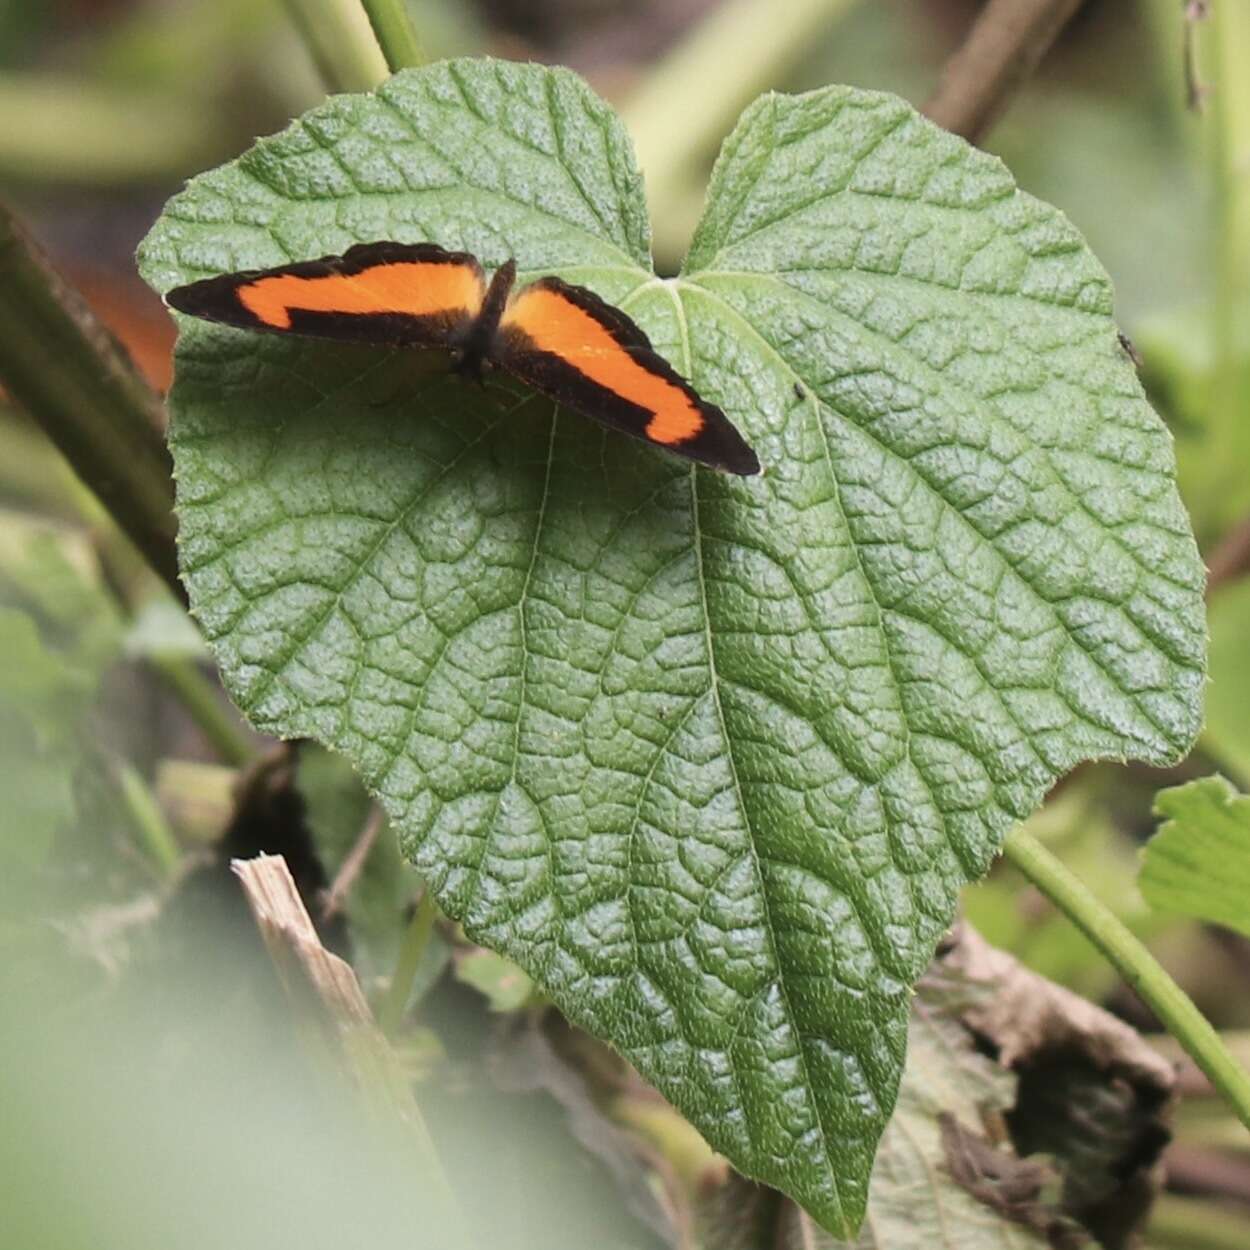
left=620, top=0, right=863, bottom=264
left=0, top=202, right=181, bottom=601
left=378, top=887, right=437, bottom=1036
left=1148, top=1194, right=1250, bottom=1250
left=1004, top=828, right=1250, bottom=1132
left=922, top=0, right=1084, bottom=143
left=359, top=0, right=426, bottom=73
left=1208, top=0, right=1250, bottom=532
left=117, top=762, right=181, bottom=878
left=148, top=654, right=253, bottom=767
left=279, top=0, right=389, bottom=92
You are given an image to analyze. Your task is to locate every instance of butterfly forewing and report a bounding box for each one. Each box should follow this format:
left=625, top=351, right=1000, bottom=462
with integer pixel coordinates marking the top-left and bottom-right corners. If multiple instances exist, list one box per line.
left=166, top=242, right=486, bottom=349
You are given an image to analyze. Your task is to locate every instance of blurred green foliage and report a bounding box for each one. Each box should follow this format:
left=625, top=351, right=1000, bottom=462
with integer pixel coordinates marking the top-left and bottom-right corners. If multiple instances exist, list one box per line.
left=2, top=2, right=1250, bottom=1247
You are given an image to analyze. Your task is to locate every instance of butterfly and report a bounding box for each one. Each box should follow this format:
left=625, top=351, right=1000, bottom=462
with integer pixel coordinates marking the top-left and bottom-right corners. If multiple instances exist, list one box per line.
left=165, top=241, right=761, bottom=476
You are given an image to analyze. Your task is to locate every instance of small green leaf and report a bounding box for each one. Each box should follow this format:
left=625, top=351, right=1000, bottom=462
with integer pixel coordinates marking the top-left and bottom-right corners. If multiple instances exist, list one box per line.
left=1142, top=776, right=1250, bottom=938
left=139, top=61, right=1205, bottom=1234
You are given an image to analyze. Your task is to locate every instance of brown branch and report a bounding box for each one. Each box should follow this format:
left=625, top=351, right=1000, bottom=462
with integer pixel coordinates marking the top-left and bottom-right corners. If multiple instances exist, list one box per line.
left=0, top=200, right=182, bottom=601
left=321, top=801, right=385, bottom=921
left=234, top=852, right=375, bottom=1029
left=923, top=0, right=1086, bottom=144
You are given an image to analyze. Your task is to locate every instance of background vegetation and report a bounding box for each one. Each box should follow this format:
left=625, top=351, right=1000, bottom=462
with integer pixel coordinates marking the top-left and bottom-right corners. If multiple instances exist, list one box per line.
left=2, top=2, right=1249, bottom=1247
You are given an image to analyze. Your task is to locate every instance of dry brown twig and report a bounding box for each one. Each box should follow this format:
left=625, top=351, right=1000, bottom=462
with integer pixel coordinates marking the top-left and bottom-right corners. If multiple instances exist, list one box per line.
left=923, top=0, right=1085, bottom=144
left=233, top=852, right=377, bottom=1030
left=231, top=853, right=472, bottom=1246
left=321, top=801, right=386, bottom=921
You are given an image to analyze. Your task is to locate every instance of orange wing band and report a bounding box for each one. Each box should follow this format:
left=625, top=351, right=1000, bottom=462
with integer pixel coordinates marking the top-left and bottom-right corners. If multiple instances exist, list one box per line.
left=238, top=262, right=485, bottom=329
left=502, top=287, right=704, bottom=445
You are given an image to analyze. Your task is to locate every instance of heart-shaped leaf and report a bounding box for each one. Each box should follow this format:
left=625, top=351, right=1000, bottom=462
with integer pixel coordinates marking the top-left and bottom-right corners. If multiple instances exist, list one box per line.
left=138, top=60, right=1205, bottom=1234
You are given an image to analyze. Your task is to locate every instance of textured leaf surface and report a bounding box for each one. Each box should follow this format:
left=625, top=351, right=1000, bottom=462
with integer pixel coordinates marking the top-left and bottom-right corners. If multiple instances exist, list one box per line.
left=138, top=61, right=1205, bottom=1233
left=783, top=977, right=1052, bottom=1249
left=696, top=949, right=1079, bottom=1249
left=1143, top=776, right=1250, bottom=938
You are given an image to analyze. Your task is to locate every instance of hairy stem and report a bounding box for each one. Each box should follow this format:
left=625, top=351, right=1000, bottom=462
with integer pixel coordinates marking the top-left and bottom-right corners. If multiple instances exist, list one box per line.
left=359, top=0, right=426, bottom=73
left=923, top=0, right=1083, bottom=143
left=0, top=202, right=181, bottom=600
left=1004, top=828, right=1250, bottom=1132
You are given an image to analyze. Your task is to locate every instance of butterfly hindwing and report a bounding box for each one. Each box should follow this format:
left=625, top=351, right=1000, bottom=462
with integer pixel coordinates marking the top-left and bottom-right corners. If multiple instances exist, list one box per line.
left=166, top=242, right=485, bottom=349
left=493, top=277, right=760, bottom=475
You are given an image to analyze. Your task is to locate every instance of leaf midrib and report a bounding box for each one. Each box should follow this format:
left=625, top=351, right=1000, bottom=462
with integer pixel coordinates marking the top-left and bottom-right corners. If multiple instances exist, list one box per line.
left=621, top=277, right=848, bottom=1231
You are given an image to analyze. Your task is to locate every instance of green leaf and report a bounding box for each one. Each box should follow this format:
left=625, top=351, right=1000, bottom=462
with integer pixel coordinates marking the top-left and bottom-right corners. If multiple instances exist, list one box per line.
left=1142, top=776, right=1250, bottom=939
left=138, top=61, right=1205, bottom=1234
left=698, top=955, right=1070, bottom=1249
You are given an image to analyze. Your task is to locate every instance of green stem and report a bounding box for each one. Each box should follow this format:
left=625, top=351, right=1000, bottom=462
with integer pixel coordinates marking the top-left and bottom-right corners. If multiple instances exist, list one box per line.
left=117, top=762, right=181, bottom=878
left=0, top=202, right=181, bottom=601
left=359, top=0, right=426, bottom=73
left=1208, top=1, right=1250, bottom=533
left=279, top=0, right=388, bottom=92
left=620, top=0, right=863, bottom=264
left=148, top=654, right=253, bottom=767
left=378, top=887, right=437, bottom=1036
left=1004, top=828, right=1250, bottom=1132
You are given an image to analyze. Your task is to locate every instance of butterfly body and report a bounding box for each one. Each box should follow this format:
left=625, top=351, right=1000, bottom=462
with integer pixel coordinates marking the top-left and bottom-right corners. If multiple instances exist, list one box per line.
left=452, top=257, right=516, bottom=380
left=165, top=242, right=760, bottom=476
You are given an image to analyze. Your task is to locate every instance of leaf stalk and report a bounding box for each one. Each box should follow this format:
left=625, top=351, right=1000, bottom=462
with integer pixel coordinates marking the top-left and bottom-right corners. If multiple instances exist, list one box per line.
left=148, top=653, right=254, bottom=767
left=359, top=0, right=426, bottom=73
left=1003, top=827, right=1250, bottom=1133
left=377, top=886, right=438, bottom=1037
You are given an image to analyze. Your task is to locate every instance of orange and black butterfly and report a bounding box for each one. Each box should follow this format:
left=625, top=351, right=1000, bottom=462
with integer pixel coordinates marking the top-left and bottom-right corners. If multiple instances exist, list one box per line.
left=165, top=242, right=760, bottom=476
